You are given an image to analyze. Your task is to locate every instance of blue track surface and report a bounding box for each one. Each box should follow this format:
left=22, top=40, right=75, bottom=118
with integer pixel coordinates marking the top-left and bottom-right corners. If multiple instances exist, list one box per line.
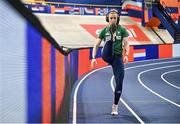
left=70, top=58, right=180, bottom=123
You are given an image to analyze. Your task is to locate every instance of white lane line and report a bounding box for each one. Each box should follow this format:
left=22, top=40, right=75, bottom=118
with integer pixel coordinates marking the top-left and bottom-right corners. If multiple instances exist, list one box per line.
left=72, top=59, right=180, bottom=124
left=72, top=66, right=110, bottom=124
left=161, top=69, right=180, bottom=90
left=129, top=58, right=178, bottom=63
left=138, top=64, right=180, bottom=107
left=127, top=58, right=179, bottom=65
left=111, top=76, right=145, bottom=124
left=126, top=60, right=180, bottom=70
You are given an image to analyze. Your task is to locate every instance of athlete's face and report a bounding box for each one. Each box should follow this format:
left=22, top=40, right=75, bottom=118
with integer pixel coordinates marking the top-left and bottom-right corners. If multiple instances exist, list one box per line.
left=108, top=12, right=118, bottom=24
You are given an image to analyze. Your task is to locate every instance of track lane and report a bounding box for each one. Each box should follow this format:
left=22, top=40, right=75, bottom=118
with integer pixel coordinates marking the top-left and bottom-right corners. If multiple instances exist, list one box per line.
left=70, top=58, right=180, bottom=123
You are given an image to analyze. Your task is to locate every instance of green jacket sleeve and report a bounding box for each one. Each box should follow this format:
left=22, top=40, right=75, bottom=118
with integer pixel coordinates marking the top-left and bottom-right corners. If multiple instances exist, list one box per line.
left=98, top=27, right=106, bottom=40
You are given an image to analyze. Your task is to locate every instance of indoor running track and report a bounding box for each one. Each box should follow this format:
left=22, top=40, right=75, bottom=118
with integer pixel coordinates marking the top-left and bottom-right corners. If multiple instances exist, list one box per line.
left=69, top=57, right=180, bottom=123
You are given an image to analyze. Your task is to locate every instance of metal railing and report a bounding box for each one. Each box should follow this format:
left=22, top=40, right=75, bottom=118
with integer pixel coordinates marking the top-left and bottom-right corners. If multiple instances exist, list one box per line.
left=161, top=1, right=178, bottom=21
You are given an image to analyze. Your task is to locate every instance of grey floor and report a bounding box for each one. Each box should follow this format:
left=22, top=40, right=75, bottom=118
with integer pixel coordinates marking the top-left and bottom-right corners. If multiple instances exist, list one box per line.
left=35, top=14, right=174, bottom=48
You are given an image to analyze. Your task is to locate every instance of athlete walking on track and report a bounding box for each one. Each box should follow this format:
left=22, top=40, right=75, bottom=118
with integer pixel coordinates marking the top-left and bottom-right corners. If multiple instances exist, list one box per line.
left=91, top=9, right=130, bottom=115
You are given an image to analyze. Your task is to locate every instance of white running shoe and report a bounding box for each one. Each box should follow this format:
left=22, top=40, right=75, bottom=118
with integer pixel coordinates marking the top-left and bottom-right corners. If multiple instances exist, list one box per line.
left=111, top=104, right=118, bottom=115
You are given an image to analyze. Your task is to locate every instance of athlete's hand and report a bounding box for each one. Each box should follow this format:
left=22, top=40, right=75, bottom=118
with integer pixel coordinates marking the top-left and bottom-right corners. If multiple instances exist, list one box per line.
left=91, top=58, right=97, bottom=68
left=123, top=56, right=128, bottom=64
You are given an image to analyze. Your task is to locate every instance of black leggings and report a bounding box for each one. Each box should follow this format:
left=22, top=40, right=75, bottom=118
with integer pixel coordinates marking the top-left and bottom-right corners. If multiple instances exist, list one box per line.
left=111, top=55, right=124, bottom=105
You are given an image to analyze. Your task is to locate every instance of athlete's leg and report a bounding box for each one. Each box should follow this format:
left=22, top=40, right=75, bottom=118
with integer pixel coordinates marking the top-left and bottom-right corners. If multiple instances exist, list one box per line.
left=111, top=55, right=124, bottom=105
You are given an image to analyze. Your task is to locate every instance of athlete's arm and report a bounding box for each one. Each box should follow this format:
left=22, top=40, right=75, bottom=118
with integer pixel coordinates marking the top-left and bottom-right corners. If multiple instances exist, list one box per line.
left=123, top=37, right=129, bottom=63
left=92, top=38, right=101, bottom=58
left=91, top=38, right=102, bottom=67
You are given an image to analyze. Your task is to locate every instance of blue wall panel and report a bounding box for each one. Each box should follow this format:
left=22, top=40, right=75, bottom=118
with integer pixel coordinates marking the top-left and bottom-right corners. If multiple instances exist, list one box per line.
left=27, top=23, right=42, bottom=123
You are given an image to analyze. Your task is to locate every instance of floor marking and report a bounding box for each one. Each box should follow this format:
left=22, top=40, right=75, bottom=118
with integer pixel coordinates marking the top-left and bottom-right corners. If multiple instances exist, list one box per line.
left=72, top=66, right=110, bottom=124
left=161, top=69, right=180, bottom=90
left=138, top=64, right=180, bottom=107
